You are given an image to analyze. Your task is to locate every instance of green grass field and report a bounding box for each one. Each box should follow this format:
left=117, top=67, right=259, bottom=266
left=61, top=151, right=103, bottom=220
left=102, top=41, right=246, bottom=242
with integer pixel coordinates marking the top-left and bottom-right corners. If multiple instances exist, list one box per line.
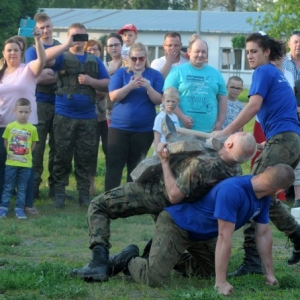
left=1, top=95, right=300, bottom=299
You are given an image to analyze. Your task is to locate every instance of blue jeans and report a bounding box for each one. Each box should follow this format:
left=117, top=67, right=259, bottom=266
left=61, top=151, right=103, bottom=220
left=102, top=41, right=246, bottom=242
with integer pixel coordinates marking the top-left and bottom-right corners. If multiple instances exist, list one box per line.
left=0, top=127, right=35, bottom=208
left=1, top=166, right=31, bottom=209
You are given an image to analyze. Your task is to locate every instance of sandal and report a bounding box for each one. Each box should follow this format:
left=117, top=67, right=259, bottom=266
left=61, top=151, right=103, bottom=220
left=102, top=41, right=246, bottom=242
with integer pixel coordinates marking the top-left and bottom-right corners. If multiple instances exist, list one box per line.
left=25, top=207, right=39, bottom=215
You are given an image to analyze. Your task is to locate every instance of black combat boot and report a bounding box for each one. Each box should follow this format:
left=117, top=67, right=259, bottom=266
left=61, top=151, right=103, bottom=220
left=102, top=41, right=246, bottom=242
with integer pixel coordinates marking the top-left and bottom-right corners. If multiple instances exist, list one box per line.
left=34, top=185, right=40, bottom=199
left=54, top=193, right=66, bottom=208
left=79, top=193, right=90, bottom=207
left=288, top=227, right=300, bottom=265
left=108, top=244, right=139, bottom=277
left=48, top=186, right=55, bottom=198
left=72, top=245, right=109, bottom=281
left=227, top=246, right=263, bottom=277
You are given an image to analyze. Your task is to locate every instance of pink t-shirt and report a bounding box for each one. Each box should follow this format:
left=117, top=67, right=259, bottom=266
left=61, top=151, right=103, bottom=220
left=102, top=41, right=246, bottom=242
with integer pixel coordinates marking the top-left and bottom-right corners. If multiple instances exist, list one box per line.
left=0, top=63, right=37, bottom=127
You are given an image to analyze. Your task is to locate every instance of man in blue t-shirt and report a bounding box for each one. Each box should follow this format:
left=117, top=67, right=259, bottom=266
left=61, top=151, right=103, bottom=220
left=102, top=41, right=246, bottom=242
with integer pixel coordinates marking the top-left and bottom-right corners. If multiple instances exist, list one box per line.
left=45, top=23, right=110, bottom=208
left=109, top=164, right=295, bottom=296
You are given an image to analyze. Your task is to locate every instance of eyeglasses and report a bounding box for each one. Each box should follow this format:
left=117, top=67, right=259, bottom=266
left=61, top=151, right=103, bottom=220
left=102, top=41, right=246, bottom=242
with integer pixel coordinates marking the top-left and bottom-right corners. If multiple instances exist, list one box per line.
left=130, top=56, right=146, bottom=63
left=229, top=86, right=242, bottom=91
left=164, top=44, right=181, bottom=48
left=107, top=43, right=121, bottom=48
left=291, top=30, right=300, bottom=35
left=87, top=47, right=100, bottom=52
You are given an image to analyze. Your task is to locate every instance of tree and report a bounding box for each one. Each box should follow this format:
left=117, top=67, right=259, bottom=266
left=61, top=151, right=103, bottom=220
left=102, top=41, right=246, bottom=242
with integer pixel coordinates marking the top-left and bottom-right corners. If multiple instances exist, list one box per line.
left=0, top=0, right=39, bottom=50
left=131, top=0, right=169, bottom=9
left=247, top=0, right=299, bottom=39
left=39, top=0, right=130, bottom=9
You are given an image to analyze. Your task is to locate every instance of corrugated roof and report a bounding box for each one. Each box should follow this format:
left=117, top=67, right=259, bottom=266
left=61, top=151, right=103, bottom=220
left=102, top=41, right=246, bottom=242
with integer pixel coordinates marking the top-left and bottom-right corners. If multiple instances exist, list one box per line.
left=41, top=8, right=263, bottom=34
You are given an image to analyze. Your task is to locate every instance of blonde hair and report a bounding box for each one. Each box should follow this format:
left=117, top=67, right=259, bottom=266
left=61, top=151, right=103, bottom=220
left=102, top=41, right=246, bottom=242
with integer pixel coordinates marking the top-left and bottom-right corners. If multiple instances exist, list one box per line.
left=127, top=42, right=149, bottom=72
left=163, top=87, right=180, bottom=102
left=34, top=12, right=51, bottom=23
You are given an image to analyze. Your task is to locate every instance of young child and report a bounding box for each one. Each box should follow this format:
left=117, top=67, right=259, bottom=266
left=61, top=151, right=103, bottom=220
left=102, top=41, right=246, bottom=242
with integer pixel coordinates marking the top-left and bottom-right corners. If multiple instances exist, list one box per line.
left=153, top=87, right=180, bottom=153
left=117, top=24, right=138, bottom=62
left=0, top=98, right=38, bottom=219
left=222, top=76, right=244, bottom=131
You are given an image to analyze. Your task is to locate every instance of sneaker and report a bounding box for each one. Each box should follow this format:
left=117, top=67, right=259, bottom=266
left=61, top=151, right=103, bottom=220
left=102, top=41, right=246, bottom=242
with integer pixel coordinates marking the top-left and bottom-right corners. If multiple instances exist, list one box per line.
left=0, top=207, right=8, bottom=218
left=25, top=207, right=39, bottom=215
left=15, top=208, right=27, bottom=219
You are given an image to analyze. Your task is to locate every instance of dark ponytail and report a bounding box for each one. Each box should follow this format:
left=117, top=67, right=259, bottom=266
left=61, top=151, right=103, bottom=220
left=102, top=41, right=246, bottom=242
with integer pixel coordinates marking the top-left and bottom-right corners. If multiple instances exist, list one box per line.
left=246, top=33, right=285, bottom=61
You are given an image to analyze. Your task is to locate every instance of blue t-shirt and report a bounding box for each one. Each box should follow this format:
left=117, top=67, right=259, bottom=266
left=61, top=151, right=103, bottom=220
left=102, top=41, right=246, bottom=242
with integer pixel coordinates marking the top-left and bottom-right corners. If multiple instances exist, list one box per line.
left=164, top=63, right=227, bottom=132
left=165, top=175, right=270, bottom=241
left=249, top=63, right=300, bottom=140
left=52, top=53, right=110, bottom=119
left=25, top=43, right=61, bottom=104
left=109, top=67, right=164, bottom=132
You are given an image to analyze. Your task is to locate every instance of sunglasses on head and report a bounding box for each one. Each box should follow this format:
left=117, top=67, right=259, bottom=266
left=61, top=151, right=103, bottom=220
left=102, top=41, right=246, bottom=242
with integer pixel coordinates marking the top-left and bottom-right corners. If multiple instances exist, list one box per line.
left=292, top=30, right=300, bottom=35
left=130, top=56, right=146, bottom=63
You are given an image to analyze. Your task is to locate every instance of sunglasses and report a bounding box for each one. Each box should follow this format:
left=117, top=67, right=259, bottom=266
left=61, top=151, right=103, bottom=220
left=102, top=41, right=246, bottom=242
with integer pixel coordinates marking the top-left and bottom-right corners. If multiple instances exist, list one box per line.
left=130, top=56, right=146, bottom=63
left=292, top=30, right=300, bottom=35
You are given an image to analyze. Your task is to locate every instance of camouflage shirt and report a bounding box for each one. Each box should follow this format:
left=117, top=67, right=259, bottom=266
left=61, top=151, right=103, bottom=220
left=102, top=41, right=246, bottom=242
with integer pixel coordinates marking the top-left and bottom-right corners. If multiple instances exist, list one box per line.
left=160, top=148, right=242, bottom=202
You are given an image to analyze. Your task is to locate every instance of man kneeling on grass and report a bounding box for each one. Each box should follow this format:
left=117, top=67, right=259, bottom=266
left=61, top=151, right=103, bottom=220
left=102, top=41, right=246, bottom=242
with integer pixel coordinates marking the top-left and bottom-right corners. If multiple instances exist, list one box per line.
left=108, top=164, right=294, bottom=296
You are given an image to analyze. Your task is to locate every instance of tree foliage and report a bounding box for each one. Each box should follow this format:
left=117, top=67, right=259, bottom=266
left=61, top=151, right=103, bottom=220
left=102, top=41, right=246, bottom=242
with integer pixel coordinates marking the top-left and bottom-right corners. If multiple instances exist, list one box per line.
left=0, top=0, right=39, bottom=50
left=247, top=0, right=300, bottom=39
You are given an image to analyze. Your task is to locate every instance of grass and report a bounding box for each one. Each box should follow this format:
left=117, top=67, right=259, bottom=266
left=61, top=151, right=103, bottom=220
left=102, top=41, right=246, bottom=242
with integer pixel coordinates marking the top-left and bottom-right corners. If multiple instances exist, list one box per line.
left=1, top=99, right=300, bottom=299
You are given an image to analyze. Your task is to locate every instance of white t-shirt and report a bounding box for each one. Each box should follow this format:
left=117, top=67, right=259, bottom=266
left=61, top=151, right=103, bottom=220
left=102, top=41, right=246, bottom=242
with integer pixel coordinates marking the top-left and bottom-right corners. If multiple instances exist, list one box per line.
left=121, top=44, right=131, bottom=60
left=153, top=111, right=179, bottom=143
left=151, top=56, right=188, bottom=72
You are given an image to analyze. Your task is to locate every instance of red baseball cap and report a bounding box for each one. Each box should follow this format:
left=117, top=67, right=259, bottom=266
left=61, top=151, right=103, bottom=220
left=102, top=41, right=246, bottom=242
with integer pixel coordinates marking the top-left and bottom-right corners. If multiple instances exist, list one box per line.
left=118, top=24, right=138, bottom=35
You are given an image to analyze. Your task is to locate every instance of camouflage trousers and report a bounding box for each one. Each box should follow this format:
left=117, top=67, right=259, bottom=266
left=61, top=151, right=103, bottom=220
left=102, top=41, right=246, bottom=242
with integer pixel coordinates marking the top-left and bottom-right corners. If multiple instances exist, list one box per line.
left=33, top=102, right=55, bottom=188
left=88, top=180, right=175, bottom=248
left=128, top=210, right=216, bottom=286
left=244, top=132, right=300, bottom=248
left=53, top=115, right=97, bottom=195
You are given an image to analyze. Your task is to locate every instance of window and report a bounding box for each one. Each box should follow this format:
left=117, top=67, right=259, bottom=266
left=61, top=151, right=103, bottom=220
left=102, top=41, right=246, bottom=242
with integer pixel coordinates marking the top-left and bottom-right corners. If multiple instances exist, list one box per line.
left=220, top=48, right=251, bottom=72
left=147, top=46, right=156, bottom=63
left=244, top=53, right=251, bottom=70
left=221, top=48, right=234, bottom=70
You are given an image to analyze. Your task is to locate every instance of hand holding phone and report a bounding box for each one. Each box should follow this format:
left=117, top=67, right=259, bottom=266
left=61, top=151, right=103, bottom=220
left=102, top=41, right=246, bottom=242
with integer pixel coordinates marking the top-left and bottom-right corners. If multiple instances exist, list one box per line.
left=134, top=71, right=142, bottom=79
left=18, top=19, right=36, bottom=38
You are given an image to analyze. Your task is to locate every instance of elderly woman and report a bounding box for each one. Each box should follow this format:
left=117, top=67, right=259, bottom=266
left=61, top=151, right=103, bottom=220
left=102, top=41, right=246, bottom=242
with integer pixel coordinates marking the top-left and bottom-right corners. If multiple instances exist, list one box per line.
left=0, top=30, right=46, bottom=208
left=105, top=42, right=164, bottom=191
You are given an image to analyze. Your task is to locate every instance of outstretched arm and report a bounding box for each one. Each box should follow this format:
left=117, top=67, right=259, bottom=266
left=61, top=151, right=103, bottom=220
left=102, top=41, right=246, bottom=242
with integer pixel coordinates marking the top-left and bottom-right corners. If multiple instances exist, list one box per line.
left=29, top=28, right=46, bottom=77
left=156, top=142, right=185, bottom=204
left=214, top=219, right=235, bottom=296
left=255, top=223, right=278, bottom=286
left=45, top=34, right=74, bottom=65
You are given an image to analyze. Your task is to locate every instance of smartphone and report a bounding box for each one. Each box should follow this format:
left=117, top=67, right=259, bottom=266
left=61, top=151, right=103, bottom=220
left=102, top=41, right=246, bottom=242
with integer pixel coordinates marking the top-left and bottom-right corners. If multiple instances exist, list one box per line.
left=18, top=19, right=36, bottom=38
left=134, top=71, right=142, bottom=78
left=73, top=33, right=89, bottom=42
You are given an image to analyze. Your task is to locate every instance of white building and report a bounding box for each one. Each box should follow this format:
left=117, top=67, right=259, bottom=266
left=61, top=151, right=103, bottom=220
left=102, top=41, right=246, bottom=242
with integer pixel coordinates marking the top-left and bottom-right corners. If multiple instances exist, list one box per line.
left=42, top=8, right=266, bottom=87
